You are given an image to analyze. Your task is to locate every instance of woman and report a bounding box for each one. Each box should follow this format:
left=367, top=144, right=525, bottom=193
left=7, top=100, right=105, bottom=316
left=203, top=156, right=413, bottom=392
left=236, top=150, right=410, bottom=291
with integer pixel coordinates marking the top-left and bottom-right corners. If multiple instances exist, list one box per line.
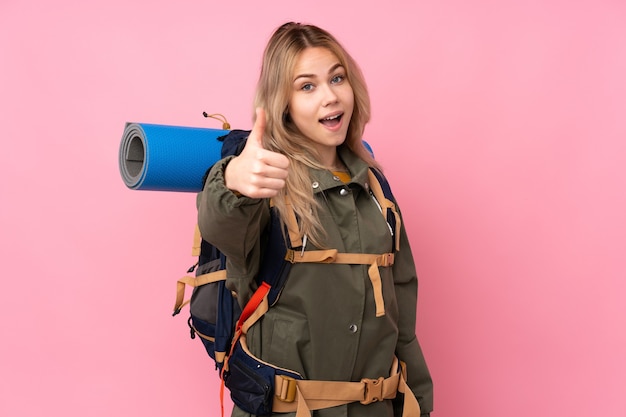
left=198, top=22, right=433, bottom=417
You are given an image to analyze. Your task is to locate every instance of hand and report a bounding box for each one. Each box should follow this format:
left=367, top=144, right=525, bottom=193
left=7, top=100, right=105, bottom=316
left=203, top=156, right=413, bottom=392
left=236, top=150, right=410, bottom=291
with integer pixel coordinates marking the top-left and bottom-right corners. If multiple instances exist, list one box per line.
left=224, top=108, right=290, bottom=198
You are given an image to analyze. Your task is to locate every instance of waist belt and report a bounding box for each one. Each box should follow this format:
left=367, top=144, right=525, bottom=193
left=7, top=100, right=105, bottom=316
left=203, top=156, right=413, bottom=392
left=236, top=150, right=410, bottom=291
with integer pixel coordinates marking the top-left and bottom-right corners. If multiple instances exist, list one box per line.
left=272, top=356, right=421, bottom=417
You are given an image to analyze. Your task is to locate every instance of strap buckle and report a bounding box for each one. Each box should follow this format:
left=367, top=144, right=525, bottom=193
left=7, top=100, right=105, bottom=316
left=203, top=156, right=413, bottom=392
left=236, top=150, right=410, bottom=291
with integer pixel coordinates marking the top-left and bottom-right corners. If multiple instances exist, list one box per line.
left=377, top=253, right=395, bottom=267
left=284, top=249, right=296, bottom=264
left=275, top=375, right=298, bottom=403
left=361, top=376, right=385, bottom=404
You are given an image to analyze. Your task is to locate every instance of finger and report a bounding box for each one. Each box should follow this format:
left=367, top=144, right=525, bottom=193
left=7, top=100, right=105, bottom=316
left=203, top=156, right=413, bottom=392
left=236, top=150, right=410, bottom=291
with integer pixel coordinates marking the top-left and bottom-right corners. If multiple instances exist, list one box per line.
left=238, top=178, right=286, bottom=199
left=257, top=149, right=290, bottom=171
left=258, top=162, right=289, bottom=180
left=253, top=176, right=287, bottom=191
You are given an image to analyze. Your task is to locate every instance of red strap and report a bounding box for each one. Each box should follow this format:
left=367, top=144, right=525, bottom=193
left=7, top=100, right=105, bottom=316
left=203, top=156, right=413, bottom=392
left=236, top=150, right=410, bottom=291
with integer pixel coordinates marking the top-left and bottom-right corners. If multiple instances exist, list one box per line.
left=236, top=281, right=271, bottom=332
left=220, top=378, right=225, bottom=417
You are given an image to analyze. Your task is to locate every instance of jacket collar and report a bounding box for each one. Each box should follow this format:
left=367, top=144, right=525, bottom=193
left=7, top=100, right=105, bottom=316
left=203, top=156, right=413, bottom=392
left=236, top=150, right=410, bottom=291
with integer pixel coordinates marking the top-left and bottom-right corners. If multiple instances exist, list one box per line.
left=309, top=144, right=372, bottom=193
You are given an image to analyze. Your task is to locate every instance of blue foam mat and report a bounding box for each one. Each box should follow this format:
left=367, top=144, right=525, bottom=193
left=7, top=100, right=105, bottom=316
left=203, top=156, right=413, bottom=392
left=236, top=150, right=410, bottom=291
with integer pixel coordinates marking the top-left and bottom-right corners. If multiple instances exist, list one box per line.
left=118, top=123, right=229, bottom=192
left=118, top=122, right=375, bottom=193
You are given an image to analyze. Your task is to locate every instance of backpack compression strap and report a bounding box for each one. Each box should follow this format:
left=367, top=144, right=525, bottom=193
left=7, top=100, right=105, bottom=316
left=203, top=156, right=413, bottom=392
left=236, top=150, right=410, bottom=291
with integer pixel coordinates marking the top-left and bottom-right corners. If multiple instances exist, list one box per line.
left=173, top=270, right=227, bottom=315
left=173, top=226, right=227, bottom=315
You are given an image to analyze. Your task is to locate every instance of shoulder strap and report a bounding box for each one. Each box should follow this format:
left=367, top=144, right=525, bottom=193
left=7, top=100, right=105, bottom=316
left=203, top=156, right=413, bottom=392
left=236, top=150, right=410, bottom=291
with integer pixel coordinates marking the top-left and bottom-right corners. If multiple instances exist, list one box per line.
left=255, top=207, right=293, bottom=306
left=368, top=168, right=401, bottom=251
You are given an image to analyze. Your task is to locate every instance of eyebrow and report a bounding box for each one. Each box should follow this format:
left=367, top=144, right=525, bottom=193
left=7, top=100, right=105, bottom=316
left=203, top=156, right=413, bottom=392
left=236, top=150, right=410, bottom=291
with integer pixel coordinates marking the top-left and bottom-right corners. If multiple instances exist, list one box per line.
left=293, top=63, right=344, bottom=82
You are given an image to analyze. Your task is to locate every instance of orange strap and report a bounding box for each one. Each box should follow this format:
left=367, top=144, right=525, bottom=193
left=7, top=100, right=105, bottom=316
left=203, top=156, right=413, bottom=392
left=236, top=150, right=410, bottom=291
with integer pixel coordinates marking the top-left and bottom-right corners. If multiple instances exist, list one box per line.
left=173, top=270, right=227, bottom=314
left=368, top=170, right=402, bottom=251
left=272, top=356, right=420, bottom=417
left=284, top=198, right=303, bottom=248
left=191, top=224, right=202, bottom=256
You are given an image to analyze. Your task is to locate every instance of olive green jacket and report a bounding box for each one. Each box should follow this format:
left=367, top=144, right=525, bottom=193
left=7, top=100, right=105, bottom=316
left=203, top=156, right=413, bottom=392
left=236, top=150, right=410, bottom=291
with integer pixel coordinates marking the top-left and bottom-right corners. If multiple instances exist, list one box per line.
left=198, top=145, right=433, bottom=417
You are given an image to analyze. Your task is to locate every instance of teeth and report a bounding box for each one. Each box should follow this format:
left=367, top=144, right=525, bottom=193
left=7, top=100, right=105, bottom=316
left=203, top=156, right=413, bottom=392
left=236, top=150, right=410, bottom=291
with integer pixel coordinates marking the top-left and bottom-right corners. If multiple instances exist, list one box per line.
left=323, top=114, right=341, bottom=121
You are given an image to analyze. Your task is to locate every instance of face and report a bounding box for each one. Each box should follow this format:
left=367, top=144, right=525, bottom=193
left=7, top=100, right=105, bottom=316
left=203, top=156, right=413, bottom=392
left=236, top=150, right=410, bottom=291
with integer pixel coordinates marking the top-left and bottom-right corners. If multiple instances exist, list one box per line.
left=288, top=47, right=354, bottom=166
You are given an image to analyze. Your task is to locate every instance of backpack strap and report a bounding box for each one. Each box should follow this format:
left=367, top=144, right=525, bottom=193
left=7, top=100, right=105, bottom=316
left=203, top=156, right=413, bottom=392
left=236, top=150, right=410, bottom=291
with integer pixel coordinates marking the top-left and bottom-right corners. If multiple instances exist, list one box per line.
left=368, top=168, right=401, bottom=251
left=173, top=269, right=227, bottom=315
left=173, top=227, right=228, bottom=315
left=271, top=354, right=420, bottom=417
left=283, top=196, right=303, bottom=248
left=258, top=205, right=294, bottom=306
left=191, top=224, right=202, bottom=256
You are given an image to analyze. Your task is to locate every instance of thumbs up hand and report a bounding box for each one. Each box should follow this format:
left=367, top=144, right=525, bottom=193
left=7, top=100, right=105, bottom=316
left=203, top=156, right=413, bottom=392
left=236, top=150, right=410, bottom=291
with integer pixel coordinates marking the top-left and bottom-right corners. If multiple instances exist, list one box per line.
left=224, top=108, right=290, bottom=198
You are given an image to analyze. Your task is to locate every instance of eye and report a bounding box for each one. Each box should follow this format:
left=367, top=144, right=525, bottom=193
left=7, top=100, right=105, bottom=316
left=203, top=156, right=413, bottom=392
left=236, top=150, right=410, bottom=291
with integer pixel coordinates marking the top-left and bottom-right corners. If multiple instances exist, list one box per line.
left=301, top=83, right=314, bottom=92
left=331, top=74, right=345, bottom=84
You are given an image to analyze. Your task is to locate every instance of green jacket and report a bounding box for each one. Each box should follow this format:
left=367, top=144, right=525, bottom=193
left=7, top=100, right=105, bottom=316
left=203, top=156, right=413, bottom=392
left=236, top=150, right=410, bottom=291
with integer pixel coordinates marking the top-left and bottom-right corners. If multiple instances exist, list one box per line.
left=198, top=145, right=433, bottom=417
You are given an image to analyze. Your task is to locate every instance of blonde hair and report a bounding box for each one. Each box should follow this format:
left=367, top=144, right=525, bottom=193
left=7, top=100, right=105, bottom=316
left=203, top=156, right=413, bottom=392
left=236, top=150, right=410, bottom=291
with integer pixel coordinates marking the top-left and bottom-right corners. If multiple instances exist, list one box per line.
left=254, top=22, right=379, bottom=248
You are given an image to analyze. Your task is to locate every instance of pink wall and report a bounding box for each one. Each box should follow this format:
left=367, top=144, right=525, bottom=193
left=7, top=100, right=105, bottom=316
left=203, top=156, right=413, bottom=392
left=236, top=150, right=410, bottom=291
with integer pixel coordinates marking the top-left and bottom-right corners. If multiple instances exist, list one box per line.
left=1, top=1, right=624, bottom=416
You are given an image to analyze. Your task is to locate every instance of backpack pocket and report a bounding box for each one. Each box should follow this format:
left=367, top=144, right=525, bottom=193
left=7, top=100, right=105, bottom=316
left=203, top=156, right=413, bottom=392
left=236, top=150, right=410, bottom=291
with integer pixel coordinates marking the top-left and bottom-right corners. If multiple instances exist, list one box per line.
left=189, top=315, right=218, bottom=361
left=224, top=339, right=302, bottom=416
left=189, top=274, right=240, bottom=368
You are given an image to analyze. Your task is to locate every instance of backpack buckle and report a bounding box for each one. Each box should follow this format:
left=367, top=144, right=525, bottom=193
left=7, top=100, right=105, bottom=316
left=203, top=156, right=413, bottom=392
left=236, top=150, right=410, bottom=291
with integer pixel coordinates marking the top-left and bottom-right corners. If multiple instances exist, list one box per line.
left=377, top=253, right=395, bottom=267
left=285, top=249, right=296, bottom=264
left=275, top=375, right=298, bottom=403
left=361, top=376, right=385, bottom=404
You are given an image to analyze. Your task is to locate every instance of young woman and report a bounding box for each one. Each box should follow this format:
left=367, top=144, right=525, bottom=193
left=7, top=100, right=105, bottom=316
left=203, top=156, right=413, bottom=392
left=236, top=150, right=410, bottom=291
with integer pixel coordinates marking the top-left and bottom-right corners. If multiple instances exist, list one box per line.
left=198, top=22, right=433, bottom=417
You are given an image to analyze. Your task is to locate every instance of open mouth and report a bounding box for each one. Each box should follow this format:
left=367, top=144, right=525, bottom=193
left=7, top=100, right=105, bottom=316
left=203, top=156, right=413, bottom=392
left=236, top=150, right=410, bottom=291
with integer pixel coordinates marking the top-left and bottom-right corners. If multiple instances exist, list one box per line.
left=319, top=113, right=343, bottom=127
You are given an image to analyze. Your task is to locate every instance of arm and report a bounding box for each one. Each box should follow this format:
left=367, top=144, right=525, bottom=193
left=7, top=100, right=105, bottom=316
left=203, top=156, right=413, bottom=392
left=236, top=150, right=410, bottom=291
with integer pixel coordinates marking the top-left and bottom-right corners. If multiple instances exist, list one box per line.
left=197, top=108, right=289, bottom=306
left=197, top=156, right=270, bottom=306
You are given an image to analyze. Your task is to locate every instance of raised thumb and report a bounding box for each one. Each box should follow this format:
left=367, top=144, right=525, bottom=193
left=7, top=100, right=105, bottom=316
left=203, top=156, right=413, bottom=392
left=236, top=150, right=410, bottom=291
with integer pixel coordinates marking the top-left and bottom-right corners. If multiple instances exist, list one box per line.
left=248, top=107, right=267, bottom=149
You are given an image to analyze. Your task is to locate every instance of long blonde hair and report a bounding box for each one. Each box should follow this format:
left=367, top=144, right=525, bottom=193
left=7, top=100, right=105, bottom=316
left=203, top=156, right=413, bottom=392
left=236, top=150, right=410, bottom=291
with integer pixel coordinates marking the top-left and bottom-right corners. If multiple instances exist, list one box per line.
left=254, top=22, right=379, bottom=247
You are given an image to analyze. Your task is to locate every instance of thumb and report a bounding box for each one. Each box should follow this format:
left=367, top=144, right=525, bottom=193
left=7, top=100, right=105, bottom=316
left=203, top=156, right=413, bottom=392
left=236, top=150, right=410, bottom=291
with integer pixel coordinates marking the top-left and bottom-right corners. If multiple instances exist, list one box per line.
left=247, top=107, right=267, bottom=149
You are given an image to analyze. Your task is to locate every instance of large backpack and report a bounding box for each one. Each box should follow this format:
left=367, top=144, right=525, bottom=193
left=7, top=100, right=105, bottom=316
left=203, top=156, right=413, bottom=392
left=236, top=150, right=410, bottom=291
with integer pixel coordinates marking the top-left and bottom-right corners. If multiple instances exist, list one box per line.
left=172, top=131, right=420, bottom=417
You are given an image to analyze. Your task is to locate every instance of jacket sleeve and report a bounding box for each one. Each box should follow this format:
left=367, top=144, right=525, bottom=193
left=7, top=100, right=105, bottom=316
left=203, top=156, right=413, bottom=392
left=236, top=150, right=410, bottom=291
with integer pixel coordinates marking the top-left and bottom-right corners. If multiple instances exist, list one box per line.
left=392, top=208, right=434, bottom=415
left=197, top=156, right=271, bottom=307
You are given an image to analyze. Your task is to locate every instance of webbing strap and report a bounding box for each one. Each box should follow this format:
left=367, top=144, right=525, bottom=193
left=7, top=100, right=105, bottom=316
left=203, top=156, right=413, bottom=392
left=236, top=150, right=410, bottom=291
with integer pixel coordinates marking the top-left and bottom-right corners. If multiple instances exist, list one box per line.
left=368, top=170, right=402, bottom=251
left=284, top=249, right=394, bottom=317
left=272, top=356, right=421, bottom=417
left=396, top=362, right=421, bottom=417
left=284, top=198, right=303, bottom=248
left=191, top=224, right=202, bottom=257
left=285, top=249, right=394, bottom=266
left=173, top=270, right=227, bottom=314
left=236, top=281, right=271, bottom=334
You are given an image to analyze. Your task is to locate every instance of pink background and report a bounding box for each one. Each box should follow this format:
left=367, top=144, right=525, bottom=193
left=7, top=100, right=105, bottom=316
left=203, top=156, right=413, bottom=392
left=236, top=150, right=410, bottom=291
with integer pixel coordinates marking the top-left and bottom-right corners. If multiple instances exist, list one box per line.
left=1, top=0, right=625, bottom=416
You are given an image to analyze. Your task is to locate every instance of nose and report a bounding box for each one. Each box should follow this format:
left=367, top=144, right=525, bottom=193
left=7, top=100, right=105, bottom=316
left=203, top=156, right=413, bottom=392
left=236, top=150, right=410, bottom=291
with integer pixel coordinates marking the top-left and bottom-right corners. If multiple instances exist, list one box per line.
left=322, top=84, right=338, bottom=107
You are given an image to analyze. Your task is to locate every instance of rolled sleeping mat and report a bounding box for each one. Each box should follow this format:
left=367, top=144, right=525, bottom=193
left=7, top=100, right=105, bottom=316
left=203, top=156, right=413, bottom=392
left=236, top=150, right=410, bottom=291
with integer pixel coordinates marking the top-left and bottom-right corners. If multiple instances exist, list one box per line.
left=119, top=123, right=230, bottom=192
left=118, top=122, right=376, bottom=193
